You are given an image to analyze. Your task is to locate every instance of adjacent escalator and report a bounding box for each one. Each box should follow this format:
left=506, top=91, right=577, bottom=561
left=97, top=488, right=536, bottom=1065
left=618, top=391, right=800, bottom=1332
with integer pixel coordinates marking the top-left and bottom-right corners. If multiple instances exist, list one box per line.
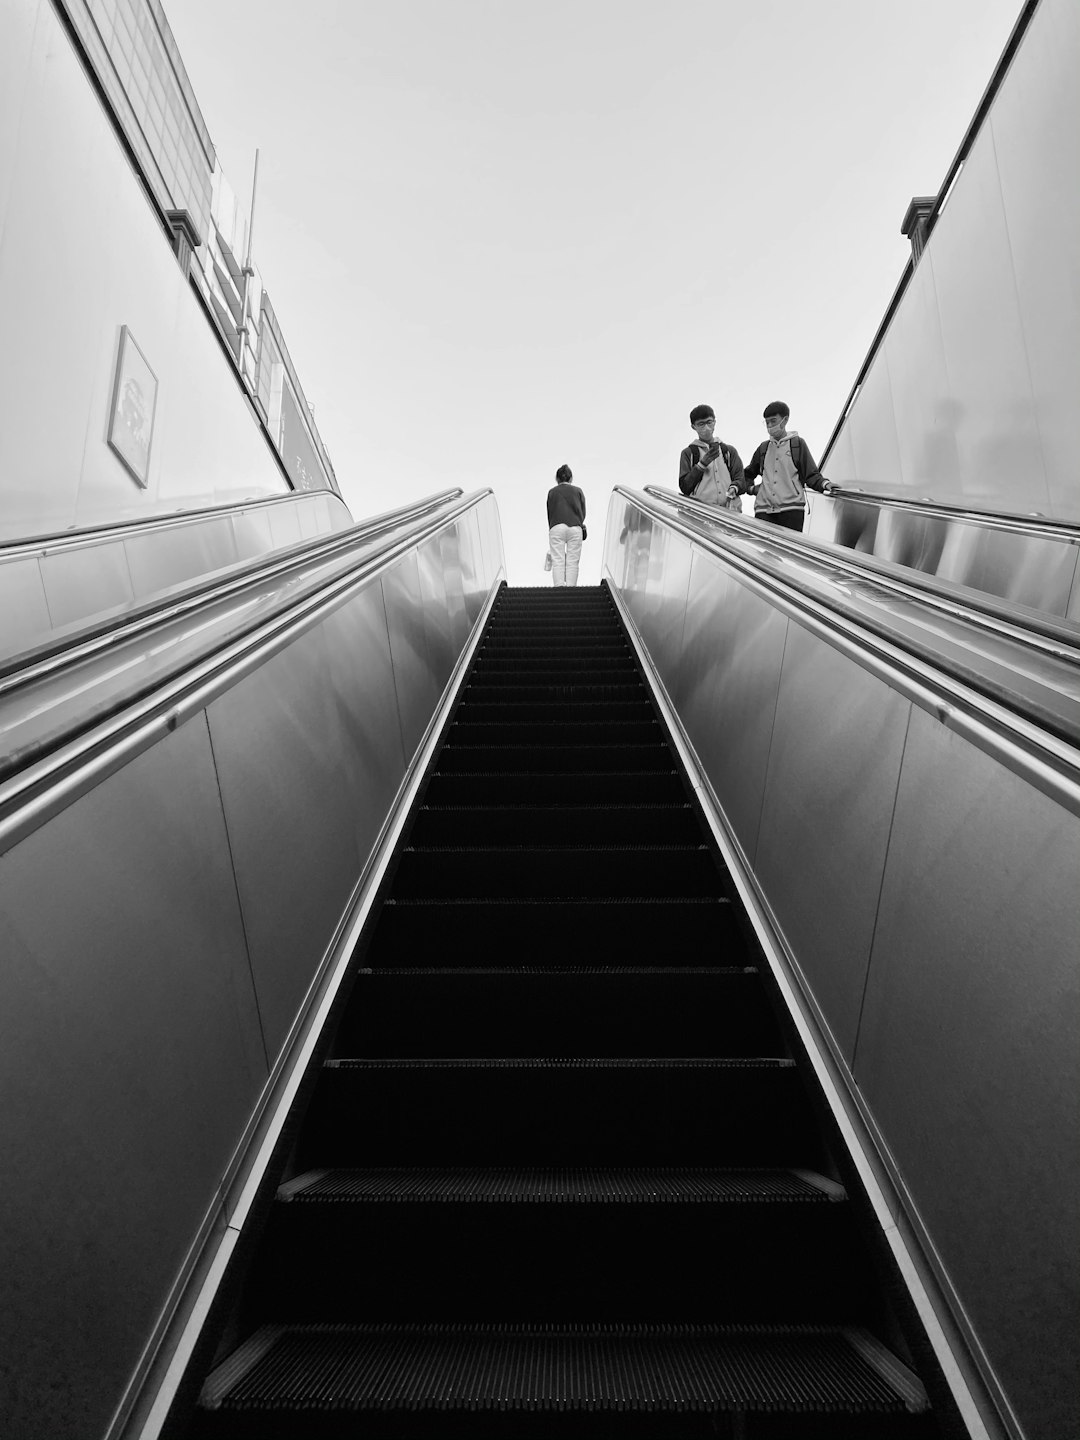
left=183, top=583, right=948, bottom=1439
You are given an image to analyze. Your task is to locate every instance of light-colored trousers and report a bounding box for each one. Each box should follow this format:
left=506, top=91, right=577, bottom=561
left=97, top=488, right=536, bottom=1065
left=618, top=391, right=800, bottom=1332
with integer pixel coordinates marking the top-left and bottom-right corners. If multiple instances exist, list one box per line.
left=548, top=524, right=583, bottom=586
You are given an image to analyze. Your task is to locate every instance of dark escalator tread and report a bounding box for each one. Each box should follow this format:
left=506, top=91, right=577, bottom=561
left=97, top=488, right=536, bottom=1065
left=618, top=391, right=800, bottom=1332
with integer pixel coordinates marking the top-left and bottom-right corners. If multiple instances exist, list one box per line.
left=302, top=1058, right=814, bottom=1167
left=437, top=743, right=676, bottom=773
left=392, top=844, right=719, bottom=899
left=199, top=1322, right=929, bottom=1421
left=409, top=801, right=699, bottom=845
left=368, top=895, right=745, bottom=966
left=451, top=720, right=661, bottom=746
left=341, top=966, right=779, bottom=1056
left=279, top=1166, right=843, bottom=1203
left=422, top=770, right=687, bottom=805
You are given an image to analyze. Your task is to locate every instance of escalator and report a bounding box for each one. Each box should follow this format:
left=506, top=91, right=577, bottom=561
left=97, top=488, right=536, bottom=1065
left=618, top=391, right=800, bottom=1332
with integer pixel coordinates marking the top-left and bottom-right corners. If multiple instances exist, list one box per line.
left=179, top=583, right=948, bottom=1439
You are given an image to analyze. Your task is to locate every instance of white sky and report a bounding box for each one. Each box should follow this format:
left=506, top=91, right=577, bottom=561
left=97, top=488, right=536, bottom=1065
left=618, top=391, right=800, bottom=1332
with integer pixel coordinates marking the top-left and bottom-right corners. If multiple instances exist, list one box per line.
left=166, top=0, right=1022, bottom=585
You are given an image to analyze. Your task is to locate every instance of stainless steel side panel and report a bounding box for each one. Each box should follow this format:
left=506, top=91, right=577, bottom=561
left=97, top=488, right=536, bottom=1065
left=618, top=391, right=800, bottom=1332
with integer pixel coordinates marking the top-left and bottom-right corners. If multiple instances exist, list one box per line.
left=0, top=553, right=51, bottom=657
left=382, top=551, right=441, bottom=765
left=0, top=714, right=265, bottom=1440
left=677, top=552, right=787, bottom=867
left=605, top=491, right=1079, bottom=1440
left=40, top=539, right=135, bottom=630
left=755, top=623, right=912, bottom=1063
left=855, top=706, right=1079, bottom=1440
left=809, top=494, right=1080, bottom=620
left=205, top=584, right=405, bottom=1063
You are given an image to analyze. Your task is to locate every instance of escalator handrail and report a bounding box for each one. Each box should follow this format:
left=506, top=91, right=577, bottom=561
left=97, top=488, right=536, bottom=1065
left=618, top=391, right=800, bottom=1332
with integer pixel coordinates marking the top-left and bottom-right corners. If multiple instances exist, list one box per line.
left=0, top=488, right=466, bottom=690
left=0, top=482, right=357, bottom=555
left=0, top=488, right=498, bottom=842
left=644, top=485, right=1080, bottom=661
left=809, top=484, right=1080, bottom=541
left=616, top=486, right=1080, bottom=788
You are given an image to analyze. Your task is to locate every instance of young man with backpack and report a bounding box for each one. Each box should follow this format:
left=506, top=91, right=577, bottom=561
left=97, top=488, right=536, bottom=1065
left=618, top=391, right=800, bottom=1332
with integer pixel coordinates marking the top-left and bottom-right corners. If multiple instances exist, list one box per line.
left=678, top=404, right=745, bottom=509
left=743, top=401, right=836, bottom=531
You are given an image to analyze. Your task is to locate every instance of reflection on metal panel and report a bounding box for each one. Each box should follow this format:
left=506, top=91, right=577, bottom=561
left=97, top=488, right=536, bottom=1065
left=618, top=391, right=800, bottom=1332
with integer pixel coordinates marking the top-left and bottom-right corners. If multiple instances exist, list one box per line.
left=416, top=531, right=455, bottom=690
left=808, top=494, right=1080, bottom=619
left=856, top=706, right=1079, bottom=1440
left=382, top=552, right=440, bottom=764
left=604, top=487, right=1079, bottom=1440
left=205, top=605, right=394, bottom=1062
left=39, top=540, right=134, bottom=629
left=0, top=492, right=359, bottom=662
left=0, top=556, right=51, bottom=657
left=0, top=715, right=264, bottom=1440
left=677, top=552, right=785, bottom=867
left=755, top=625, right=912, bottom=1064
left=821, top=0, right=1078, bottom=529
left=124, top=515, right=237, bottom=597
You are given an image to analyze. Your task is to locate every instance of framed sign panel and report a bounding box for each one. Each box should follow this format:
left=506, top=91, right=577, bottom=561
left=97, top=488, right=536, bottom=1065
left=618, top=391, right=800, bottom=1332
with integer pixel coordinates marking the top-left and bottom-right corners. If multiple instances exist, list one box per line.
left=108, top=326, right=158, bottom=487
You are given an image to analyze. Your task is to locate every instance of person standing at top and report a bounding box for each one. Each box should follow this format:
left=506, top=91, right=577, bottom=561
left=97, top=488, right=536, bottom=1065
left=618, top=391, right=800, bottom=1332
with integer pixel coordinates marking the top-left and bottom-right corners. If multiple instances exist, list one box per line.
left=678, top=405, right=745, bottom=509
left=743, top=401, right=836, bottom=531
left=547, top=463, right=586, bottom=586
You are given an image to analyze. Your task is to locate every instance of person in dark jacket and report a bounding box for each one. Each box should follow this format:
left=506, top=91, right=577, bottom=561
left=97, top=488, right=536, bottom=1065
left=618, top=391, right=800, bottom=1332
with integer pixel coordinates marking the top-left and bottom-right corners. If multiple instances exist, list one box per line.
left=743, top=401, right=837, bottom=531
left=546, top=463, right=586, bottom=586
left=679, top=405, right=745, bottom=509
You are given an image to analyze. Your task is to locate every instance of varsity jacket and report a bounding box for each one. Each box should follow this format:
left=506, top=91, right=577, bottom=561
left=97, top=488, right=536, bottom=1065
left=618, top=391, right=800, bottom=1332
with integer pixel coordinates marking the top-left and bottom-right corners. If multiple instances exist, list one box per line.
left=678, top=440, right=745, bottom=501
left=743, top=431, right=827, bottom=515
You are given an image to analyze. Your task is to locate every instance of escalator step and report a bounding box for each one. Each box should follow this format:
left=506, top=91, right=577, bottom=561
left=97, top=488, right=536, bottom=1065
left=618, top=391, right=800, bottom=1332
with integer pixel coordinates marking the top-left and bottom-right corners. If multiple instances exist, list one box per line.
left=339, top=967, right=779, bottom=1057
left=449, top=720, right=661, bottom=745
left=456, top=701, right=654, bottom=724
left=302, top=1058, right=813, bottom=1167
left=463, top=683, right=646, bottom=703
left=409, top=803, right=699, bottom=845
left=368, top=895, right=744, bottom=966
left=436, top=743, right=675, bottom=773
left=199, top=1322, right=928, bottom=1422
left=279, top=1166, right=841, bottom=1203
left=474, top=656, right=634, bottom=673
left=392, top=844, right=718, bottom=899
left=422, top=771, right=687, bottom=805
left=245, top=1169, right=862, bottom=1324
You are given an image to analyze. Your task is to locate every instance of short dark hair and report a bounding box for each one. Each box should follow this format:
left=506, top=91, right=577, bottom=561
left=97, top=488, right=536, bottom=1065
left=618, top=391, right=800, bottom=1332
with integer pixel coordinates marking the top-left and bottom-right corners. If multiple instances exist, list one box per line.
left=763, top=401, right=790, bottom=420
left=555, top=464, right=573, bottom=484
left=689, top=404, right=715, bottom=425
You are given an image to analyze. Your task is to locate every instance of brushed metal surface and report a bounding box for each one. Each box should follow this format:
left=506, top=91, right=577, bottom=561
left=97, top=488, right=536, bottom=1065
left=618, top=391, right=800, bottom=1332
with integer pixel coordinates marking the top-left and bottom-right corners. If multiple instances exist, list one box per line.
left=819, top=0, right=1080, bottom=532
left=230, top=505, right=275, bottom=561
left=808, top=494, right=1080, bottom=619
left=991, top=0, right=1080, bottom=525
left=205, top=584, right=403, bottom=1064
left=755, top=624, right=913, bottom=1063
left=438, top=523, right=470, bottom=654
left=928, top=131, right=1049, bottom=510
left=0, top=553, right=51, bottom=658
left=381, top=551, right=440, bottom=765
left=676, top=550, right=787, bottom=867
left=267, top=502, right=304, bottom=552
left=856, top=705, right=1080, bottom=1440
left=636, top=522, right=692, bottom=671
left=39, top=539, right=134, bottom=630
left=124, top=516, right=238, bottom=599
left=847, top=349, right=904, bottom=493
left=0, top=714, right=264, bottom=1440
left=416, top=529, right=456, bottom=692
left=883, top=254, right=961, bottom=494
